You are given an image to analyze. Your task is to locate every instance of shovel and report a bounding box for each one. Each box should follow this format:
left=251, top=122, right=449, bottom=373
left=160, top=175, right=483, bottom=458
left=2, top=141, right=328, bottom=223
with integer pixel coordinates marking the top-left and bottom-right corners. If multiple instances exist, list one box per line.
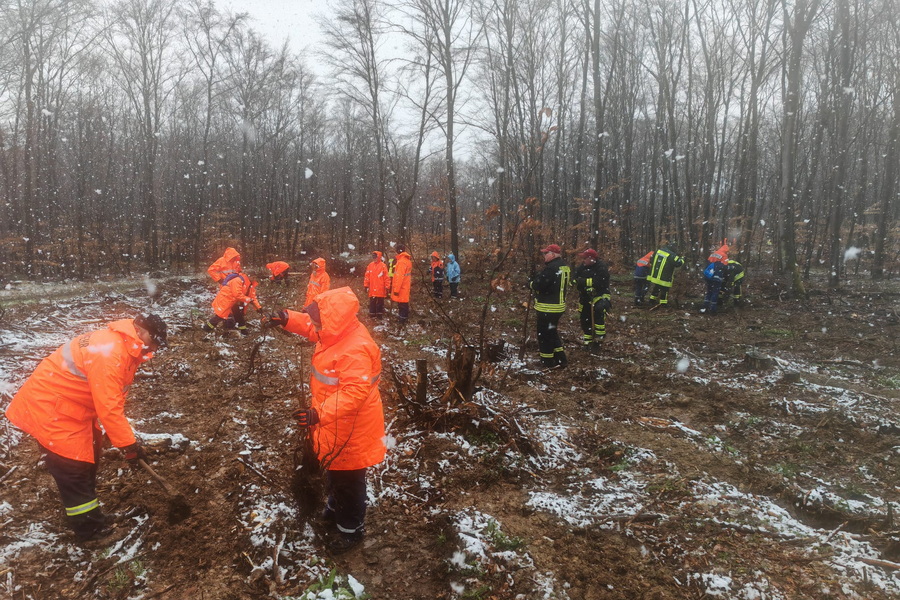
left=137, top=459, right=192, bottom=523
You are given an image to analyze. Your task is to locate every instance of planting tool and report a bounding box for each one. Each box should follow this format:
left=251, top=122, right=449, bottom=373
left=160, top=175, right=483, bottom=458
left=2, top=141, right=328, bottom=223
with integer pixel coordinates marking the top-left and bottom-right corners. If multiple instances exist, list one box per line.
left=137, top=458, right=192, bottom=522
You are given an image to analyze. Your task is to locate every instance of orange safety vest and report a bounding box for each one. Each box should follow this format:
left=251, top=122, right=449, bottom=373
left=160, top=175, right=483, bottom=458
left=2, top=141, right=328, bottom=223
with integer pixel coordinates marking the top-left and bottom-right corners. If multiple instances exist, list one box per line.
left=5, top=320, right=153, bottom=462
left=390, top=252, right=412, bottom=303
left=305, top=258, right=331, bottom=307
left=636, top=251, right=654, bottom=268
left=284, top=288, right=385, bottom=471
left=708, top=243, right=729, bottom=264
left=363, top=252, right=389, bottom=298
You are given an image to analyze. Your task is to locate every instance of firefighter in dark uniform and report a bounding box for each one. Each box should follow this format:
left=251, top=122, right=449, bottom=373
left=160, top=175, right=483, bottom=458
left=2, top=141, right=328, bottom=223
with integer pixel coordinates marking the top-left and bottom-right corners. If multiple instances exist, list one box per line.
left=722, top=260, right=746, bottom=306
left=530, top=244, right=571, bottom=368
left=648, top=243, right=684, bottom=307
left=573, top=248, right=611, bottom=348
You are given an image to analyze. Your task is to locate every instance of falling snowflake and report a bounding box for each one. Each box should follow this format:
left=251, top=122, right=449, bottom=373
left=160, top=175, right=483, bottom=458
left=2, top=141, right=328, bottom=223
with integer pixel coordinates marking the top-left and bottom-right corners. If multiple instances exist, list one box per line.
left=305, top=168, right=314, bottom=179
left=676, top=358, right=690, bottom=373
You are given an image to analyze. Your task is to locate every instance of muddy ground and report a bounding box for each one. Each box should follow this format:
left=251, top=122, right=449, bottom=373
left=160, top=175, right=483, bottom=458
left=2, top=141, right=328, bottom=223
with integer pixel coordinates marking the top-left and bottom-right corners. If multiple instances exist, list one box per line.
left=0, top=264, right=898, bottom=599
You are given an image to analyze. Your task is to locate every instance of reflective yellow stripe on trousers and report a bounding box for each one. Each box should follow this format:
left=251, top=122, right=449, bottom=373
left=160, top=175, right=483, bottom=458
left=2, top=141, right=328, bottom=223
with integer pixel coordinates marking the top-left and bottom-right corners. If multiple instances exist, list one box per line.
left=66, top=498, right=99, bottom=516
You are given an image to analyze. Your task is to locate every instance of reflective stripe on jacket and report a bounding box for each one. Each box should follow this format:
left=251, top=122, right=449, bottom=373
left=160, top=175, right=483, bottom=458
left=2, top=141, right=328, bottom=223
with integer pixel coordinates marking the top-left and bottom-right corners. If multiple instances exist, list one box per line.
left=530, top=257, right=571, bottom=313
left=285, top=288, right=385, bottom=471
left=390, top=252, right=412, bottom=303
left=5, top=319, right=151, bottom=462
left=647, top=248, right=684, bottom=287
left=305, top=258, right=331, bottom=307
left=364, top=253, right=388, bottom=298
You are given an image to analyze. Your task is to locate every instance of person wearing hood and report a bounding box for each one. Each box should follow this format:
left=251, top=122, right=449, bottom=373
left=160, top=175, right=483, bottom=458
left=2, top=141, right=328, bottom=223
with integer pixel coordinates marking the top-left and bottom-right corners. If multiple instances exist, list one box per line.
left=390, top=245, right=412, bottom=325
left=264, top=288, right=386, bottom=554
left=445, top=253, right=461, bottom=298
left=207, top=247, right=242, bottom=285
left=203, top=271, right=262, bottom=335
left=430, top=251, right=445, bottom=299
left=305, top=258, right=331, bottom=308
left=573, top=248, right=611, bottom=348
left=266, top=260, right=291, bottom=282
left=529, top=244, right=571, bottom=368
left=647, top=242, right=685, bottom=307
left=363, top=251, right=388, bottom=318
left=5, top=314, right=167, bottom=542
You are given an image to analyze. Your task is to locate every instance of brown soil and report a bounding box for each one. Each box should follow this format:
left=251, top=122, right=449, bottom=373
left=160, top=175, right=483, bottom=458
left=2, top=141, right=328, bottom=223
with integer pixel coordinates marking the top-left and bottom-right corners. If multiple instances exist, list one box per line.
left=0, top=270, right=898, bottom=599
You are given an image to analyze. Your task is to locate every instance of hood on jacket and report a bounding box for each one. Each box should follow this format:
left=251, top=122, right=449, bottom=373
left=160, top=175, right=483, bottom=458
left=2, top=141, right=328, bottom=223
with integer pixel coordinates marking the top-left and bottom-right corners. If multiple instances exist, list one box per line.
left=223, top=247, right=241, bottom=263
left=108, top=318, right=152, bottom=360
left=430, top=251, right=440, bottom=260
left=447, top=253, right=456, bottom=262
left=313, top=287, right=361, bottom=346
left=312, top=257, right=326, bottom=270
left=372, top=251, right=383, bottom=262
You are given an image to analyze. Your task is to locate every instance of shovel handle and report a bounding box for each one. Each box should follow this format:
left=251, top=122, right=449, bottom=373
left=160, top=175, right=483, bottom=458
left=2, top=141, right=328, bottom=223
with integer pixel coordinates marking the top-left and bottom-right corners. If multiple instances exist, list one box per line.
left=137, top=459, right=180, bottom=498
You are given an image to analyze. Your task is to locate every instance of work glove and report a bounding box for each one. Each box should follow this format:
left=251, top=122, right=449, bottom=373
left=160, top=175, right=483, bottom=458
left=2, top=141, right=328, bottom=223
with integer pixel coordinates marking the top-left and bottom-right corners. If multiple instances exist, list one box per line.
left=599, top=298, right=612, bottom=311
left=292, top=408, right=319, bottom=428
left=121, top=442, right=147, bottom=466
left=262, top=310, right=288, bottom=329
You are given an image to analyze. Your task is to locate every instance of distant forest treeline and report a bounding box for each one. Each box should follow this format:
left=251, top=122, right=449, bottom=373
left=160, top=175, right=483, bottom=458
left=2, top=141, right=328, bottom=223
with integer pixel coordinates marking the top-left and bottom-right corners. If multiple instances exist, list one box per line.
left=0, top=0, right=898, bottom=287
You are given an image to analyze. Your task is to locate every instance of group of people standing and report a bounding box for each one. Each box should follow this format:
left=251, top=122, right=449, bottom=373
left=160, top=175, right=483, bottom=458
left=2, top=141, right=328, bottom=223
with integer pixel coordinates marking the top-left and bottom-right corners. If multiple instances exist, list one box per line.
left=530, top=239, right=749, bottom=369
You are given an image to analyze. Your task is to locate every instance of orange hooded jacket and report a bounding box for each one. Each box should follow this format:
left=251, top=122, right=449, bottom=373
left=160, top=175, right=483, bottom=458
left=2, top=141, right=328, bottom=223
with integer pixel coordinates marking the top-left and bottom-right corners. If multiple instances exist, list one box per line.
left=304, top=258, right=331, bottom=307
left=708, top=243, right=729, bottom=264
left=212, top=273, right=261, bottom=317
left=266, top=261, right=290, bottom=279
left=636, top=251, right=654, bottom=268
left=283, top=287, right=386, bottom=471
left=5, top=319, right=153, bottom=463
left=363, top=252, right=388, bottom=298
left=390, top=251, right=412, bottom=303
left=208, top=247, right=242, bottom=284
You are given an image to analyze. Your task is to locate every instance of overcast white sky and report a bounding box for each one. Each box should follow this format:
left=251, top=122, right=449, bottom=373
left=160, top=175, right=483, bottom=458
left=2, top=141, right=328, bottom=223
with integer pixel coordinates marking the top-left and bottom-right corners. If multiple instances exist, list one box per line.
left=221, top=0, right=333, bottom=60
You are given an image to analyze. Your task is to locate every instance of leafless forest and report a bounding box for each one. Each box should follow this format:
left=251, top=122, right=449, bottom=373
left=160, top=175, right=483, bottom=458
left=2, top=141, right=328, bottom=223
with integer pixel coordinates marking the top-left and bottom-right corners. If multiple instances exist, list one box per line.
left=0, top=0, right=898, bottom=286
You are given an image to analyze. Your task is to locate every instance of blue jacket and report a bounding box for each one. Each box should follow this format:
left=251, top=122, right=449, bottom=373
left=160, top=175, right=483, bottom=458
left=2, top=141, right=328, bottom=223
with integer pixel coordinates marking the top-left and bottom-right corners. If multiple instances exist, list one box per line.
left=445, top=254, right=461, bottom=283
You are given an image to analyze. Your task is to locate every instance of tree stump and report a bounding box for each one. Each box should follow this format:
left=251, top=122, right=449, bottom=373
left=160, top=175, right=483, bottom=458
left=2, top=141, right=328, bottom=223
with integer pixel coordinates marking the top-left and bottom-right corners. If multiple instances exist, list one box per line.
left=445, top=334, right=477, bottom=404
left=743, top=350, right=775, bottom=370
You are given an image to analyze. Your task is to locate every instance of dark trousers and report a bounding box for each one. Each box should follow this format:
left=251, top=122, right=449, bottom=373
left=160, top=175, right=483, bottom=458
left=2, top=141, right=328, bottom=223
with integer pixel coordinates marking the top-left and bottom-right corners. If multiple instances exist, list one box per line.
left=205, top=304, right=247, bottom=333
left=649, top=284, right=671, bottom=305
left=433, top=281, right=443, bottom=298
left=536, top=310, right=566, bottom=366
left=368, top=296, right=385, bottom=318
left=396, top=302, right=409, bottom=323
left=324, top=468, right=367, bottom=535
left=579, top=301, right=606, bottom=342
left=449, top=282, right=459, bottom=297
left=634, top=277, right=648, bottom=304
left=41, top=430, right=106, bottom=539
left=703, top=279, right=723, bottom=313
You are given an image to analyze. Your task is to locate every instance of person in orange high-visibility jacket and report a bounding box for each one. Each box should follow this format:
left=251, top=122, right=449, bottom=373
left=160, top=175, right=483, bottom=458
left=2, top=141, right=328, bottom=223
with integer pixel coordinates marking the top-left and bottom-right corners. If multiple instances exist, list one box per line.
left=708, top=240, right=729, bottom=265
left=305, top=258, right=331, bottom=307
left=207, top=247, right=242, bottom=285
left=363, top=251, right=388, bottom=319
left=264, top=287, right=385, bottom=554
left=203, top=272, right=262, bottom=335
left=266, top=260, right=290, bottom=282
left=389, top=245, right=412, bottom=324
left=634, top=250, right=654, bottom=305
left=5, top=314, right=167, bottom=542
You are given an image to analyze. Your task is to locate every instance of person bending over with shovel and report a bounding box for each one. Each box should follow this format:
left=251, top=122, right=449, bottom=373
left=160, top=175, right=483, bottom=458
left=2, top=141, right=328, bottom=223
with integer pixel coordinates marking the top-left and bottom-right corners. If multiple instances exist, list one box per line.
left=5, top=314, right=167, bottom=543
left=264, top=287, right=386, bottom=554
